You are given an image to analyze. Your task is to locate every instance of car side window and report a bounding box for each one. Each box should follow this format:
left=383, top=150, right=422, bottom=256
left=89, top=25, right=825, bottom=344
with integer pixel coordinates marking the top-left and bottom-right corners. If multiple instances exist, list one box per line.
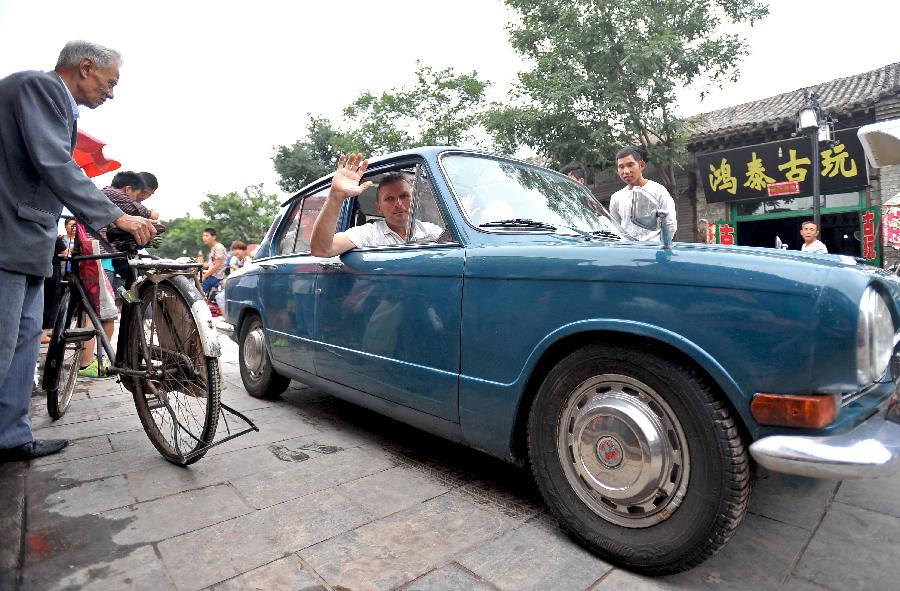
left=348, top=164, right=452, bottom=245
left=277, top=189, right=328, bottom=255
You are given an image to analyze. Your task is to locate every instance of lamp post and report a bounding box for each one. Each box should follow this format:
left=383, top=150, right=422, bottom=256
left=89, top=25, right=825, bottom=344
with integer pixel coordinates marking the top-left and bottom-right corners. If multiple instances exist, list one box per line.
left=797, top=90, right=834, bottom=230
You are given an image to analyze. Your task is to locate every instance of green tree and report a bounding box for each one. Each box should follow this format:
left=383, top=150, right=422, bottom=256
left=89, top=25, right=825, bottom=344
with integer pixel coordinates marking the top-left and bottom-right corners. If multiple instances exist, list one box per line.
left=156, top=215, right=208, bottom=259
left=272, top=64, right=491, bottom=192
left=343, top=63, right=490, bottom=154
left=487, top=0, right=768, bottom=189
left=199, top=184, right=281, bottom=246
left=272, top=117, right=359, bottom=193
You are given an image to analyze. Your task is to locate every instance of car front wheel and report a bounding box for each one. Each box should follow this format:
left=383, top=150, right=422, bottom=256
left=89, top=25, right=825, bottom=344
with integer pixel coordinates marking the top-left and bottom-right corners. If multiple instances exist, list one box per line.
left=238, top=315, right=290, bottom=399
left=528, top=344, right=750, bottom=574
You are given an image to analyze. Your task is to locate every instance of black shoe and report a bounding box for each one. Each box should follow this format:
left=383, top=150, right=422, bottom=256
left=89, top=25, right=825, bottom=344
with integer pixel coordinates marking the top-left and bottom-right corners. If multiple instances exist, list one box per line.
left=0, top=439, right=69, bottom=462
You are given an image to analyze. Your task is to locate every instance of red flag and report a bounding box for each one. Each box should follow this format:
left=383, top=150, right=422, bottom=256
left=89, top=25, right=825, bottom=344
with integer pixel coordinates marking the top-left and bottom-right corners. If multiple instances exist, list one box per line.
left=73, top=130, right=120, bottom=178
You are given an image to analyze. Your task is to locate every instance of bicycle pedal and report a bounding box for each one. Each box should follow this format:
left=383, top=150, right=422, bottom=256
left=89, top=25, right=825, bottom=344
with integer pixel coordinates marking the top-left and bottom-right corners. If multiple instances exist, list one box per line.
left=62, top=327, right=96, bottom=343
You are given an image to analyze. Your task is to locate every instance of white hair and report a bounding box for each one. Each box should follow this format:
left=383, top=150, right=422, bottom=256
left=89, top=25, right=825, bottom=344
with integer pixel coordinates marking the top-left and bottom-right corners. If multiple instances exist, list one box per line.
left=56, top=40, right=122, bottom=70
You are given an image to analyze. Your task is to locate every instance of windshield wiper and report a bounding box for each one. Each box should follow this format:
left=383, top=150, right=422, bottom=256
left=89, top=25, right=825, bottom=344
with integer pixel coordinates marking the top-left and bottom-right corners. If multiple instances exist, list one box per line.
left=590, top=229, right=624, bottom=241
left=479, top=218, right=557, bottom=230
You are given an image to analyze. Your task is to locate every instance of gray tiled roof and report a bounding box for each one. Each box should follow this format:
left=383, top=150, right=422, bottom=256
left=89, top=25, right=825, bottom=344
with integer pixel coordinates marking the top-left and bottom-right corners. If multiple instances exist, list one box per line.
left=688, top=61, right=900, bottom=142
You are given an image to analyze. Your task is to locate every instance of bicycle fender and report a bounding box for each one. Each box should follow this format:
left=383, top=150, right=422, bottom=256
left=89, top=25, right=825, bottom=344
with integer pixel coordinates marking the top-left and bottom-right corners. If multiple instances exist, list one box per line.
left=165, top=274, right=222, bottom=358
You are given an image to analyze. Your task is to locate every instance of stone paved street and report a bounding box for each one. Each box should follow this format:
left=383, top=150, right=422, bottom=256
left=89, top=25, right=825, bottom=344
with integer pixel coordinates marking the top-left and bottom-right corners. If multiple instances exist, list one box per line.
left=2, top=337, right=900, bottom=590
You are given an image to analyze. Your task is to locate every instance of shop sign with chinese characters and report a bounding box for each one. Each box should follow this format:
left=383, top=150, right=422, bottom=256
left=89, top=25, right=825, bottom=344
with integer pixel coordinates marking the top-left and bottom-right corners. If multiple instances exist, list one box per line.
left=697, top=127, right=868, bottom=203
left=861, top=206, right=879, bottom=264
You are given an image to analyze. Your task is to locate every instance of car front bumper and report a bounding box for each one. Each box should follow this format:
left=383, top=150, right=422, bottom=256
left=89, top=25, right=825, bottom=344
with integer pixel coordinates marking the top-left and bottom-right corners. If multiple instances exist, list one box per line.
left=749, top=395, right=900, bottom=479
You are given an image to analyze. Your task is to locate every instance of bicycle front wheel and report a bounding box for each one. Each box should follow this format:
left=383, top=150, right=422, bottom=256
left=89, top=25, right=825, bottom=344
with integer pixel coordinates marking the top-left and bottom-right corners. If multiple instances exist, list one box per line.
left=43, top=286, right=86, bottom=419
left=127, top=280, right=220, bottom=465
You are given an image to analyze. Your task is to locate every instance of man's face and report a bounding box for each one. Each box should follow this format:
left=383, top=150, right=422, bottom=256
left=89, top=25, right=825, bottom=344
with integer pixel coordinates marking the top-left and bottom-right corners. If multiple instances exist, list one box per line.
left=139, top=188, right=156, bottom=202
left=123, top=185, right=143, bottom=201
left=801, top=223, right=819, bottom=242
left=202, top=232, right=215, bottom=246
left=617, top=155, right=645, bottom=187
left=75, top=59, right=119, bottom=109
left=375, top=179, right=413, bottom=233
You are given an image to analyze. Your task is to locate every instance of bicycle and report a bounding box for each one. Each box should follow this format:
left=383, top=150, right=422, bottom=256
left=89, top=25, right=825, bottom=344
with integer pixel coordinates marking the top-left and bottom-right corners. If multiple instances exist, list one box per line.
left=42, top=227, right=257, bottom=465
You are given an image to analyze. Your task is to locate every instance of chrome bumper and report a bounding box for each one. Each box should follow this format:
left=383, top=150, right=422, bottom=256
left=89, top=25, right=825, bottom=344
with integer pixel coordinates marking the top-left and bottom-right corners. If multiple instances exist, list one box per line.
left=749, top=401, right=900, bottom=479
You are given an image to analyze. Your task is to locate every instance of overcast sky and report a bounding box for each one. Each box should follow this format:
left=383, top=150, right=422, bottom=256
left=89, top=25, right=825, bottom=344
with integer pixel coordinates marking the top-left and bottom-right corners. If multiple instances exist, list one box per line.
left=0, top=0, right=897, bottom=220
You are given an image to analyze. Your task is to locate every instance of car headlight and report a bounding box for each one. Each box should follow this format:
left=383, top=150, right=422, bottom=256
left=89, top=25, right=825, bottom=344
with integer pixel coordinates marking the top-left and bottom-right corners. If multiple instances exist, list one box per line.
left=857, top=288, right=894, bottom=386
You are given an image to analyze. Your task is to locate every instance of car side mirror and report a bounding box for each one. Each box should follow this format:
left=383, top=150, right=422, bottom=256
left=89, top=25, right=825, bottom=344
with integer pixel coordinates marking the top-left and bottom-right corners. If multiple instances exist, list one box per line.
left=630, top=186, right=658, bottom=231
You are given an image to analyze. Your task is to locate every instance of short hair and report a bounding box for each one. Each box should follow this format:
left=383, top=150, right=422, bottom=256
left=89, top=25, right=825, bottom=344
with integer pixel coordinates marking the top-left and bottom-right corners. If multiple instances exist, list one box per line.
left=139, top=172, right=158, bottom=190
left=110, top=171, right=144, bottom=191
left=615, top=146, right=647, bottom=163
left=56, top=40, right=122, bottom=70
left=64, top=218, right=76, bottom=229
left=560, top=163, right=587, bottom=180
left=376, top=173, right=412, bottom=201
left=230, top=240, right=247, bottom=251
left=203, top=228, right=217, bottom=237
left=801, top=220, right=818, bottom=230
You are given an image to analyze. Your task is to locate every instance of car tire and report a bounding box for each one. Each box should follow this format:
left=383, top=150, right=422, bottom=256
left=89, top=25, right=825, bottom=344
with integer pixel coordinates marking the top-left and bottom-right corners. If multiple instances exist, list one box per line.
left=528, top=343, right=750, bottom=575
left=238, top=314, right=290, bottom=399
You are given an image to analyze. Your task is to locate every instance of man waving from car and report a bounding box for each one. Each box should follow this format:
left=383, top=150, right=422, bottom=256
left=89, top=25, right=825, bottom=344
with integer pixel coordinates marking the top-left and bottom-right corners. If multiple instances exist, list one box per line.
left=310, top=153, right=442, bottom=258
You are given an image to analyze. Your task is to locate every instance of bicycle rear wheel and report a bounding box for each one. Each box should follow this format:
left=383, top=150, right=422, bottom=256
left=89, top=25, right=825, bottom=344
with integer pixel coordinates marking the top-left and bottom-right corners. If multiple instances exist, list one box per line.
left=43, top=286, right=86, bottom=419
left=127, top=280, right=220, bottom=465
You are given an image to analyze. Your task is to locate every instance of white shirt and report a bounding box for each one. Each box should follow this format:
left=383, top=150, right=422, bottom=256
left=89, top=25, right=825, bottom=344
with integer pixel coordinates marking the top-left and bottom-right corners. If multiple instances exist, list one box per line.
left=342, top=219, right=444, bottom=249
left=609, top=179, right=677, bottom=242
left=801, top=240, right=828, bottom=254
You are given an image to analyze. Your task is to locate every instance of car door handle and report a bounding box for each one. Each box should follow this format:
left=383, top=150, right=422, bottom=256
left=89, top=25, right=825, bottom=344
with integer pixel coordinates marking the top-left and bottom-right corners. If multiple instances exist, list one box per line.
left=256, top=262, right=277, bottom=269
left=319, top=261, right=344, bottom=270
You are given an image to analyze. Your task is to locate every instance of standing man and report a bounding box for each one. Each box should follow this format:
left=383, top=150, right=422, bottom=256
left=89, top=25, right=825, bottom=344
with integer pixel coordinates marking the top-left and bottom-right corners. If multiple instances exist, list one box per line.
left=800, top=220, right=828, bottom=253
left=609, top=147, right=677, bottom=241
left=0, top=41, right=155, bottom=462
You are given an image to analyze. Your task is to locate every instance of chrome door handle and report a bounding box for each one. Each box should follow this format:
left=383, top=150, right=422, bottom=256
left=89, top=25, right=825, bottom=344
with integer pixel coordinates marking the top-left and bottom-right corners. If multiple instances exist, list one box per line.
left=319, top=261, right=344, bottom=269
left=257, top=262, right=276, bottom=269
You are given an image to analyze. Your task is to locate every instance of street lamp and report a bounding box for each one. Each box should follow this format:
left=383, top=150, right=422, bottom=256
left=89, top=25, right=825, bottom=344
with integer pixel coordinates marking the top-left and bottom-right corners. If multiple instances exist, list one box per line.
left=797, top=90, right=834, bottom=229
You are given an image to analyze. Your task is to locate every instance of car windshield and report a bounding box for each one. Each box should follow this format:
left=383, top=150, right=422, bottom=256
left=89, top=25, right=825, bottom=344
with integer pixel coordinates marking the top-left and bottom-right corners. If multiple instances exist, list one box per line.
left=441, top=154, right=626, bottom=239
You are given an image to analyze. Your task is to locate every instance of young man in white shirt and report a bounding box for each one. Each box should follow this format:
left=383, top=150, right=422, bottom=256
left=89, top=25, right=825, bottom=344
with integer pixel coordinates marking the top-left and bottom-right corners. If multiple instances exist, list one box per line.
left=800, top=220, right=828, bottom=253
left=608, top=147, right=677, bottom=241
left=310, top=154, right=442, bottom=258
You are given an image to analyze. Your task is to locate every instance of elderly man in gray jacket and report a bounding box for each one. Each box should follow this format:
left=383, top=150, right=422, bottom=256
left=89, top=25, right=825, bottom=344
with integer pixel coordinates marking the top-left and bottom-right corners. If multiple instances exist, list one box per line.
left=0, top=41, right=155, bottom=462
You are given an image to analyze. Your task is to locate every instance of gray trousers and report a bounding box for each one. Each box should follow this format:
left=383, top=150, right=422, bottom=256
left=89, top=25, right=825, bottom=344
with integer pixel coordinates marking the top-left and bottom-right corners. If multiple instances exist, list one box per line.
left=0, top=269, right=43, bottom=450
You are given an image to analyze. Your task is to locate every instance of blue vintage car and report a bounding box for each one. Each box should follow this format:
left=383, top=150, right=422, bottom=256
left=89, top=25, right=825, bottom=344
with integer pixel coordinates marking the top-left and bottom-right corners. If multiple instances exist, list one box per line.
left=219, top=146, right=900, bottom=574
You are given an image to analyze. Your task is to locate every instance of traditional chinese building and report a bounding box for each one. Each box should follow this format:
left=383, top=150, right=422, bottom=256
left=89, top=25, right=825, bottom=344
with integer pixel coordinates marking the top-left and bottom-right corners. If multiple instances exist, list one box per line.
left=590, top=61, right=900, bottom=266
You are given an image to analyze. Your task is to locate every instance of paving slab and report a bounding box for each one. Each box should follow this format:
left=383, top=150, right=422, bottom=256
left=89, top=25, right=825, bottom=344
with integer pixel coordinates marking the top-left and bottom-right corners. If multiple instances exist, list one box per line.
left=779, top=576, right=840, bottom=591
left=157, top=487, right=373, bottom=591
left=31, top=413, right=144, bottom=442
left=658, top=513, right=809, bottom=590
left=334, top=465, right=451, bottom=519
left=30, top=446, right=167, bottom=482
left=105, top=483, right=251, bottom=544
left=400, top=564, right=497, bottom=591
left=835, top=469, right=900, bottom=518
left=301, top=492, right=518, bottom=591
left=457, top=515, right=612, bottom=591
left=590, top=569, right=669, bottom=590
left=0, top=462, right=26, bottom=591
left=230, top=445, right=399, bottom=509
left=795, top=501, right=900, bottom=591
left=749, top=470, right=838, bottom=530
left=28, top=434, right=115, bottom=467
left=30, top=544, right=174, bottom=591
left=209, top=554, right=326, bottom=590
left=27, top=473, right=137, bottom=532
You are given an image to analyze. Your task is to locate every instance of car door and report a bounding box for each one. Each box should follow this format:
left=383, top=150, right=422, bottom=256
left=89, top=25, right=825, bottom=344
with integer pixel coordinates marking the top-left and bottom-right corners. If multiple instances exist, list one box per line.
left=256, top=191, right=327, bottom=376
left=314, top=167, right=464, bottom=422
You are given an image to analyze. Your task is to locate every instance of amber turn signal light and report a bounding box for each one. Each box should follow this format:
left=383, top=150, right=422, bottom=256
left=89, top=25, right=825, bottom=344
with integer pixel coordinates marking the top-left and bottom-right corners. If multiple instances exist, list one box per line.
left=750, top=393, right=838, bottom=429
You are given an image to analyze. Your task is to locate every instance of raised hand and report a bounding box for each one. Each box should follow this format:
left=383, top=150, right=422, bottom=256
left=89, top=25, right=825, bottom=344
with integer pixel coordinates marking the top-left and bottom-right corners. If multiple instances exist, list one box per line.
left=330, top=153, right=373, bottom=200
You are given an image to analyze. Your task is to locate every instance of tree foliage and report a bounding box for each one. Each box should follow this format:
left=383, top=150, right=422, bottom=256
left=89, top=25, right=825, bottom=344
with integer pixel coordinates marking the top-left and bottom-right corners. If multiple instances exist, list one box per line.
left=198, top=184, right=281, bottom=245
left=156, top=215, right=208, bottom=259
left=272, top=117, right=359, bottom=193
left=488, top=0, right=769, bottom=187
left=273, top=64, right=490, bottom=193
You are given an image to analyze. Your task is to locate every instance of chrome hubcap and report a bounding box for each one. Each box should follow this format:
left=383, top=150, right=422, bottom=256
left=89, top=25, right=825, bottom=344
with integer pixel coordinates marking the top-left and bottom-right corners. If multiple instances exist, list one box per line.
left=557, top=374, right=689, bottom=528
left=243, top=327, right=267, bottom=377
